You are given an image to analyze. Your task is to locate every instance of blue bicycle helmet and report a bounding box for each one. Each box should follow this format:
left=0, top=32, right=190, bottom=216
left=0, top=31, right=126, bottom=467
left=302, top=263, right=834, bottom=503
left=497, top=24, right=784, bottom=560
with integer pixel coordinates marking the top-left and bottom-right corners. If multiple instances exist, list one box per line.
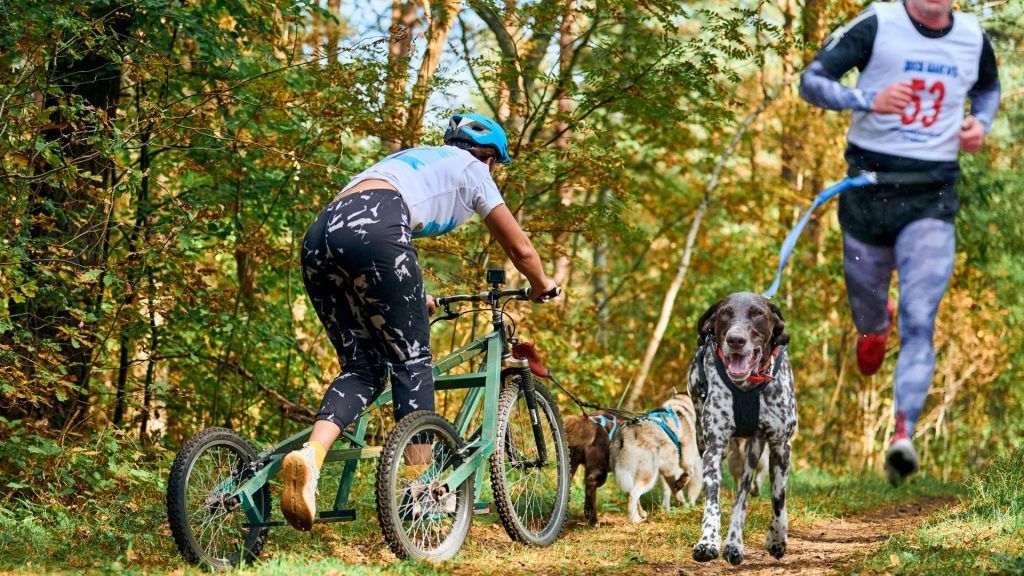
left=443, top=113, right=512, bottom=164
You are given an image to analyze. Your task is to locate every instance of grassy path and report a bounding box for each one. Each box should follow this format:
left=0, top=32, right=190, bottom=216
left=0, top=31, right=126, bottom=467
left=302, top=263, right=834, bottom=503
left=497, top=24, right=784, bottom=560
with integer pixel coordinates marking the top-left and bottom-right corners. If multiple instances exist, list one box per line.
left=438, top=474, right=955, bottom=576
left=656, top=499, right=953, bottom=575
left=2, top=465, right=1009, bottom=575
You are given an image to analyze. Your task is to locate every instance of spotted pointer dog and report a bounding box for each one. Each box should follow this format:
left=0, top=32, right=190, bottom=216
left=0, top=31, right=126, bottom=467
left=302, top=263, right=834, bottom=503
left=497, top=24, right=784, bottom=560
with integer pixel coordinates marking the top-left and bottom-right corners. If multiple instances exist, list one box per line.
left=687, top=292, right=796, bottom=565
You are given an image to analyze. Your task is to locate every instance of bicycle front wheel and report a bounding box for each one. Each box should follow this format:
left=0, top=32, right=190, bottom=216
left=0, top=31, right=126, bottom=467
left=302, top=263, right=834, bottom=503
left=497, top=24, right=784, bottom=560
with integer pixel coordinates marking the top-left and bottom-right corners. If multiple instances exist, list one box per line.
left=375, top=410, right=475, bottom=561
left=489, top=372, right=570, bottom=546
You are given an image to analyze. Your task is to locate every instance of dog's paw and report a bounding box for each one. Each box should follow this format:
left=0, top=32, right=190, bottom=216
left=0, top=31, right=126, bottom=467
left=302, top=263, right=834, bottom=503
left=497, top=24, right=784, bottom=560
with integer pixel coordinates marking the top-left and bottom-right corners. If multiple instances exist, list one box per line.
left=723, top=543, right=744, bottom=565
left=692, top=543, right=719, bottom=562
left=765, top=537, right=787, bottom=560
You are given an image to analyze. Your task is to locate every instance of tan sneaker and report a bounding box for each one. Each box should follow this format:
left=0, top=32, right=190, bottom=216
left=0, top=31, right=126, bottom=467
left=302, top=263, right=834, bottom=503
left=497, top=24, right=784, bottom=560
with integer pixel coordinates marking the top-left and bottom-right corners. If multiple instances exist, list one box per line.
left=281, top=443, right=320, bottom=531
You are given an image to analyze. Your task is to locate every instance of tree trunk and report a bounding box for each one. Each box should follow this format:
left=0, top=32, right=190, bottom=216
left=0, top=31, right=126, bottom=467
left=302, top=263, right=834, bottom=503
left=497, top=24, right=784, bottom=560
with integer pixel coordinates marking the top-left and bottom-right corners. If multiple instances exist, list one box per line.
left=385, top=0, right=418, bottom=151
left=593, top=189, right=610, bottom=345
left=551, top=0, right=577, bottom=288
left=140, top=267, right=158, bottom=443
left=403, top=0, right=465, bottom=146
left=778, top=0, right=800, bottom=189
left=26, top=6, right=130, bottom=428
left=627, top=99, right=771, bottom=408
left=326, top=0, right=343, bottom=60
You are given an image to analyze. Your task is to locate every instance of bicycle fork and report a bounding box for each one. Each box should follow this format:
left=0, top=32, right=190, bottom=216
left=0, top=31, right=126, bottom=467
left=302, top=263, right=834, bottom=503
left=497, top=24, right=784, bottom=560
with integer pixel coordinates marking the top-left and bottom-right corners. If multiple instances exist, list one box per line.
left=517, top=364, right=549, bottom=468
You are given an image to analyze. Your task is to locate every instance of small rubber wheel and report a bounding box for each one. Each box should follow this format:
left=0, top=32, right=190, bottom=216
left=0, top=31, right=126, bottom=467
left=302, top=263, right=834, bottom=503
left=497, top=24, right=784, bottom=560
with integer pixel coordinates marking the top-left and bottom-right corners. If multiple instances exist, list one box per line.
left=167, top=427, right=270, bottom=571
left=375, top=411, right=474, bottom=561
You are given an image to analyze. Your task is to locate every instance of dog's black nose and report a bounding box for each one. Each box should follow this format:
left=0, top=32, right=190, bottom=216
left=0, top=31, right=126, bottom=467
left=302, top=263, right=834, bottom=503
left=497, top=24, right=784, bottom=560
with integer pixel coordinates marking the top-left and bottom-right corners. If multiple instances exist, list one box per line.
left=726, top=334, right=747, bottom=349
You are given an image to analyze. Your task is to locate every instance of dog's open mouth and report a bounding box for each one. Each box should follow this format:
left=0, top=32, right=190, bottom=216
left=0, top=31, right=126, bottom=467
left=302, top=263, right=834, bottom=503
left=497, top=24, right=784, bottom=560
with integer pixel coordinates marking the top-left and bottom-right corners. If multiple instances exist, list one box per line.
left=726, top=350, right=761, bottom=380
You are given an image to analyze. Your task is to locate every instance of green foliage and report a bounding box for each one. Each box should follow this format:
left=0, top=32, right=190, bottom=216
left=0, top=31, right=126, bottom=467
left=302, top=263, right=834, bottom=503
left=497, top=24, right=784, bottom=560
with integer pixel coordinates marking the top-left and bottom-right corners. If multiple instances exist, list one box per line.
left=0, top=418, right=169, bottom=571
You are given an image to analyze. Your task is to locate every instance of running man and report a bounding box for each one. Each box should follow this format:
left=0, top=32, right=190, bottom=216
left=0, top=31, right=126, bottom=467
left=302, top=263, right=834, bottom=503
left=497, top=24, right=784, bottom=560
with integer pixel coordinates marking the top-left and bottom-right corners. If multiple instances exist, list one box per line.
left=799, top=0, right=1000, bottom=483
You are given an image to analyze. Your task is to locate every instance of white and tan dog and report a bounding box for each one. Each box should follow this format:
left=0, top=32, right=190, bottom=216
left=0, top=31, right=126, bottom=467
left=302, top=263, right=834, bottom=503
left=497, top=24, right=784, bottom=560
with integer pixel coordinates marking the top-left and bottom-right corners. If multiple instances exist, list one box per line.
left=611, top=393, right=702, bottom=523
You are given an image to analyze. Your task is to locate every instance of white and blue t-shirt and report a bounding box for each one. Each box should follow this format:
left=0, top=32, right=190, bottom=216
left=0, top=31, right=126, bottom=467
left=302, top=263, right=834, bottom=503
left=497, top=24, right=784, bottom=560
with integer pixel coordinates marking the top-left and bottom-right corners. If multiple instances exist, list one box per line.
left=342, top=146, right=505, bottom=238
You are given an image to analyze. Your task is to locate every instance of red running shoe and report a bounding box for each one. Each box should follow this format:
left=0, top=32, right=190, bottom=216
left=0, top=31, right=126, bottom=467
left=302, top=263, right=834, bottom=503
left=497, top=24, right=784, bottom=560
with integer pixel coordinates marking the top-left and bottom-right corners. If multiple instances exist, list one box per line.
left=857, top=300, right=895, bottom=376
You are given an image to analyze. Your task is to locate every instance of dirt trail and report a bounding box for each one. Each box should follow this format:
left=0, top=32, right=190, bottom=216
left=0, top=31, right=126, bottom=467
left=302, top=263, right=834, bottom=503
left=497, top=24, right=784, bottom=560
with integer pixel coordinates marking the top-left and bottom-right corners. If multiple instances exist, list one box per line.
left=663, top=498, right=953, bottom=575
left=451, top=497, right=952, bottom=575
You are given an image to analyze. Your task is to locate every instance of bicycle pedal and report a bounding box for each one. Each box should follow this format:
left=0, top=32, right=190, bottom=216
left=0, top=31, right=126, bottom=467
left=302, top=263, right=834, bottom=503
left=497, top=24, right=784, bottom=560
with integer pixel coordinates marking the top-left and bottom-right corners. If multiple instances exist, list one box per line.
left=316, top=509, right=356, bottom=523
left=474, top=502, right=491, bottom=515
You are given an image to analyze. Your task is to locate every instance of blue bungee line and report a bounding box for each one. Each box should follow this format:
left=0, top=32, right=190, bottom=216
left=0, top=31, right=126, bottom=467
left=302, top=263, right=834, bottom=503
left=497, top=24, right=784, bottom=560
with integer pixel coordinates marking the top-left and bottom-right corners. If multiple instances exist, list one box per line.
left=762, top=174, right=876, bottom=299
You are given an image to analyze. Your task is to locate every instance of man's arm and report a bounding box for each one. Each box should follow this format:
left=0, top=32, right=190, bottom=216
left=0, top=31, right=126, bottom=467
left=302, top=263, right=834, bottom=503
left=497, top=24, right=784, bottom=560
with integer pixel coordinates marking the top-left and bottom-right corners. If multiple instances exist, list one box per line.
left=968, top=33, right=1001, bottom=132
left=800, top=61, right=875, bottom=111
left=799, top=11, right=877, bottom=111
left=960, top=33, right=1001, bottom=153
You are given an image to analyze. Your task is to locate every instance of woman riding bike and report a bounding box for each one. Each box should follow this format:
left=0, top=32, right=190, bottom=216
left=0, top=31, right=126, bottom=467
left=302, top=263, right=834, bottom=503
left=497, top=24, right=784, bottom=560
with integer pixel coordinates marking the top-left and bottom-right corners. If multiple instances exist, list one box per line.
left=281, top=112, right=559, bottom=531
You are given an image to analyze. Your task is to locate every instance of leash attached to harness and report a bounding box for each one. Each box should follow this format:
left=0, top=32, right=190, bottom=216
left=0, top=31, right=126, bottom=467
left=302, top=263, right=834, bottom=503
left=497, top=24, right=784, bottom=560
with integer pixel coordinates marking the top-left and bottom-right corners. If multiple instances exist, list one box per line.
left=514, top=340, right=685, bottom=453
left=694, top=333, right=788, bottom=438
left=762, top=174, right=873, bottom=299
left=762, top=170, right=947, bottom=299
left=512, top=341, right=643, bottom=422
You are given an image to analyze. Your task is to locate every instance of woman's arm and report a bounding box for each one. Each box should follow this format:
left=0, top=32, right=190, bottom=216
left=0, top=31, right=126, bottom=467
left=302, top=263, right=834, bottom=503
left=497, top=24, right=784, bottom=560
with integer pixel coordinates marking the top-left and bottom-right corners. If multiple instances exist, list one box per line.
left=483, top=204, right=557, bottom=301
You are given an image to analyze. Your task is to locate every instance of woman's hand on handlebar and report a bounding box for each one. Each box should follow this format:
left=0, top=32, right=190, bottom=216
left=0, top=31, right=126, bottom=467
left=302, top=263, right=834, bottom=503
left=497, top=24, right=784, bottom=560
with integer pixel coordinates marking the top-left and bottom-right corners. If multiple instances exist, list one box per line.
left=529, top=278, right=560, bottom=303
left=425, top=294, right=437, bottom=316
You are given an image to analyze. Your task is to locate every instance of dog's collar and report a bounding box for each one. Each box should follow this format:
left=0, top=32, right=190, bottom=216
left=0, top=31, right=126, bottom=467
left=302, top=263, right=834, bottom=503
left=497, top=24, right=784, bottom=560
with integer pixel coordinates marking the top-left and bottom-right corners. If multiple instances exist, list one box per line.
left=714, top=344, right=786, bottom=386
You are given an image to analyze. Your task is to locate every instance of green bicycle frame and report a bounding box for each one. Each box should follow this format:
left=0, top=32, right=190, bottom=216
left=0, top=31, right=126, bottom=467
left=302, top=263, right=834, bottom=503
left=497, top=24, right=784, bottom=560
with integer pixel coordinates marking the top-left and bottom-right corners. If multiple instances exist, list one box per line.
left=230, top=326, right=509, bottom=528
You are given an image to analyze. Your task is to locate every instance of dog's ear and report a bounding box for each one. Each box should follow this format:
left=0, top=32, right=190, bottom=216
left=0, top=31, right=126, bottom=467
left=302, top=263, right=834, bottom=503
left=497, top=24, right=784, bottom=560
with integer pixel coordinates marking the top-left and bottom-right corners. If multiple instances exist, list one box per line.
left=697, top=301, right=718, bottom=340
left=768, top=302, right=790, bottom=348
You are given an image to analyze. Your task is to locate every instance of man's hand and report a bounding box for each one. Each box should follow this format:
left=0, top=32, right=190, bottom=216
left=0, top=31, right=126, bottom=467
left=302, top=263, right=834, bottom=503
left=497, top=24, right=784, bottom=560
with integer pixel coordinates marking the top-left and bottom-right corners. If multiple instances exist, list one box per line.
left=426, top=295, right=437, bottom=316
left=871, top=81, right=915, bottom=115
left=529, top=278, right=560, bottom=303
left=959, top=115, right=985, bottom=153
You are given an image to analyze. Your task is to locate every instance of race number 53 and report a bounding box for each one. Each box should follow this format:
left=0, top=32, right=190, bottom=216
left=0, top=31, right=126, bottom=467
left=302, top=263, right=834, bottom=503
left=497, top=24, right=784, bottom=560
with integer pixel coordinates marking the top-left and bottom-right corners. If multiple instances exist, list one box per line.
left=901, top=78, right=946, bottom=127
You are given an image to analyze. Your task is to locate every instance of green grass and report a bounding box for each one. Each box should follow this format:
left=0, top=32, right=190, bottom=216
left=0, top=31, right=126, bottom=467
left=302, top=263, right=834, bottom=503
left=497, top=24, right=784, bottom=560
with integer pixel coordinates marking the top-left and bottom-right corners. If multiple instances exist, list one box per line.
left=0, top=455, right=967, bottom=575
left=848, top=448, right=1024, bottom=575
left=6, top=416, right=1015, bottom=576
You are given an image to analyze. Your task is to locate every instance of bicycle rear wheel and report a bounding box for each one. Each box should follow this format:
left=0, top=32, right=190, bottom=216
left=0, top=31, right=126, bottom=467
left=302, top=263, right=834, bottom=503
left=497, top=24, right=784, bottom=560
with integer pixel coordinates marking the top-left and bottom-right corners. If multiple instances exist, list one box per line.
left=166, top=427, right=270, bottom=571
left=489, top=372, right=570, bottom=546
left=375, top=410, right=474, bottom=561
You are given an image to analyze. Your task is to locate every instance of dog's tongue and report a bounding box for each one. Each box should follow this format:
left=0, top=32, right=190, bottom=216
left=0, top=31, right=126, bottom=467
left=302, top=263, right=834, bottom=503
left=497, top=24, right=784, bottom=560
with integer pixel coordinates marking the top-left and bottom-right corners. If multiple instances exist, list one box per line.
left=728, top=353, right=755, bottom=377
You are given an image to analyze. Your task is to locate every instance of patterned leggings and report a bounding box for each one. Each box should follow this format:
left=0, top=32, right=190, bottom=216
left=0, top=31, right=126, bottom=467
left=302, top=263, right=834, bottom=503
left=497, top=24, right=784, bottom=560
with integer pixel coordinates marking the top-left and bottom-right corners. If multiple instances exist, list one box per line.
left=301, top=189, right=434, bottom=431
left=843, top=218, right=956, bottom=437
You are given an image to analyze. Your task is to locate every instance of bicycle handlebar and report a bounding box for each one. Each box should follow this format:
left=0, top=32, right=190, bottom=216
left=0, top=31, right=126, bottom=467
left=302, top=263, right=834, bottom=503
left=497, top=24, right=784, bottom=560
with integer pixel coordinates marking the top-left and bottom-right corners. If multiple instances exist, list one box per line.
left=435, top=286, right=561, bottom=307
left=435, top=288, right=527, bottom=306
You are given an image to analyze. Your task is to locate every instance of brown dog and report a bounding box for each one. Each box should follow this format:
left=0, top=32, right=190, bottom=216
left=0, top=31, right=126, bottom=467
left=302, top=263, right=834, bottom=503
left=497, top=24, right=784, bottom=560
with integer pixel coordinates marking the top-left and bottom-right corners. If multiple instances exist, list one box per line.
left=563, top=410, right=617, bottom=525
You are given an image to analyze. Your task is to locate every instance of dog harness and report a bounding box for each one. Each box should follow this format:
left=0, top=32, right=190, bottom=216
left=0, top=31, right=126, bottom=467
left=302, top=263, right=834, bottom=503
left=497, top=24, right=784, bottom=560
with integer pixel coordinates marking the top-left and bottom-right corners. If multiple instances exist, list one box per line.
left=638, top=408, right=683, bottom=460
left=590, top=411, right=682, bottom=459
left=695, top=333, right=788, bottom=438
left=588, top=413, right=620, bottom=440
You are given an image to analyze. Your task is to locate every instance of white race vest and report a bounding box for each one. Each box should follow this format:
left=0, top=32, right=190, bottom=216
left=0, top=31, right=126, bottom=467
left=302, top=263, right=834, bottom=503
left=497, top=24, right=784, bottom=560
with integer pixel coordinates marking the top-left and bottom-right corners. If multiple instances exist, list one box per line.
left=847, top=2, right=982, bottom=161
